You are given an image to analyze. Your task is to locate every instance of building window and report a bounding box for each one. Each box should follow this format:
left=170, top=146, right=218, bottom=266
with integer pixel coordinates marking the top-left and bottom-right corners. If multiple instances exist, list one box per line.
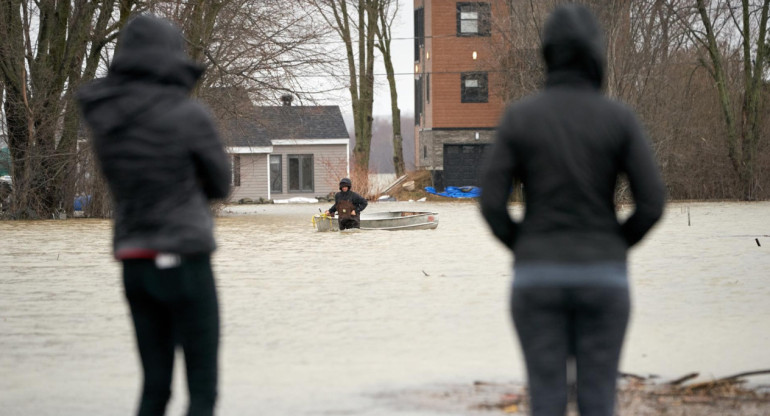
left=426, top=73, right=431, bottom=103
left=414, top=8, right=424, bottom=61
left=288, top=154, right=313, bottom=192
left=456, top=2, right=491, bottom=36
left=270, top=154, right=282, bottom=193
left=415, top=75, right=423, bottom=125
left=231, top=154, right=241, bottom=186
left=461, top=72, right=488, bottom=103
left=423, top=145, right=428, bottom=159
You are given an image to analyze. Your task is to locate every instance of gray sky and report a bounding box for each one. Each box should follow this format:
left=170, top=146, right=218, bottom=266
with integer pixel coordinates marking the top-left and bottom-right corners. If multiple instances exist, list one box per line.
left=372, top=0, right=415, bottom=117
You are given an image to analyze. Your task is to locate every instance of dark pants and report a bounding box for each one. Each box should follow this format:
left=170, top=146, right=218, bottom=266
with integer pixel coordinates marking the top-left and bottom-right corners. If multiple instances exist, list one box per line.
left=123, top=255, right=220, bottom=416
left=511, top=280, right=629, bottom=416
left=339, top=216, right=360, bottom=230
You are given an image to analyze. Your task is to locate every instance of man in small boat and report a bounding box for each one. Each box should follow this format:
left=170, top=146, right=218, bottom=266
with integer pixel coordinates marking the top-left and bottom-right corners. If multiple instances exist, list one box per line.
left=325, top=177, right=368, bottom=230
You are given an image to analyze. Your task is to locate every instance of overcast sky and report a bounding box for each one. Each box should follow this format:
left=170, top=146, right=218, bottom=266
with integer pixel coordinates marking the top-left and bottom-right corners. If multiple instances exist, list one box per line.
left=373, top=0, right=415, bottom=117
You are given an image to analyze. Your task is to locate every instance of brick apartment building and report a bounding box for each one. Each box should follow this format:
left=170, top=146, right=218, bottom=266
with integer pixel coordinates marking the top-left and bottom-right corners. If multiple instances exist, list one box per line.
left=414, top=0, right=505, bottom=190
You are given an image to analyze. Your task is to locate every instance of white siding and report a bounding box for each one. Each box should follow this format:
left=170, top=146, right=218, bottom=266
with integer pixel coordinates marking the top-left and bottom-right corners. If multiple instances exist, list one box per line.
left=272, top=144, right=347, bottom=199
left=229, top=154, right=268, bottom=201
left=227, top=143, right=347, bottom=202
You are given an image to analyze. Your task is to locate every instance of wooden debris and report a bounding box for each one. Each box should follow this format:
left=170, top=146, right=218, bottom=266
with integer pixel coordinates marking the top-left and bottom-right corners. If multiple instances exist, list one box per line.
left=620, top=371, right=649, bottom=381
left=667, top=372, right=700, bottom=386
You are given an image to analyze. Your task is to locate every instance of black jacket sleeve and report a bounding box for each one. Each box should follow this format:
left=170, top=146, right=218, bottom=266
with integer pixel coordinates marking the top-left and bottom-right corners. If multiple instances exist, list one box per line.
left=480, top=113, right=519, bottom=248
left=328, top=194, right=338, bottom=214
left=187, top=104, right=231, bottom=200
left=353, top=193, right=368, bottom=213
left=620, top=111, right=666, bottom=246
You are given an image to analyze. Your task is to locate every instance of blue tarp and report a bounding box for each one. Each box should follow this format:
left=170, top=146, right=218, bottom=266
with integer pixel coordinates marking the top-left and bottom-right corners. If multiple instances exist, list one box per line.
left=425, top=186, right=481, bottom=198
left=74, top=195, right=92, bottom=211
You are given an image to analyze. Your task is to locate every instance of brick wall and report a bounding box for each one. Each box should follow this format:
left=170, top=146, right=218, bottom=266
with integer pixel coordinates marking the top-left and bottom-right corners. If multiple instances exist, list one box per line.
left=422, top=0, right=505, bottom=129
left=415, top=0, right=505, bottom=169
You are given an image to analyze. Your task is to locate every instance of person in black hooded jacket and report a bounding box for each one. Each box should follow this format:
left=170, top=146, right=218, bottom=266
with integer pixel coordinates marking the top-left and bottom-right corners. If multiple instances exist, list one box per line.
left=325, top=178, right=368, bottom=230
left=480, top=5, right=665, bottom=416
left=77, top=15, right=230, bottom=416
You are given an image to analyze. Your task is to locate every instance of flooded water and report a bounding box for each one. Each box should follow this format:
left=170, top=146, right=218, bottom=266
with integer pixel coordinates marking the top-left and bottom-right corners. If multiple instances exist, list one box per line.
left=1, top=201, right=769, bottom=415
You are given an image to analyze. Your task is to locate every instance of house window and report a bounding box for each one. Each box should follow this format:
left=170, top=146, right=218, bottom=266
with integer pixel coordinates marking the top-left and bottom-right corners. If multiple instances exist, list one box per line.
left=457, top=2, right=491, bottom=36
left=461, top=72, right=488, bottom=103
left=288, top=154, right=314, bottom=192
left=231, top=154, right=241, bottom=186
left=270, top=154, right=282, bottom=193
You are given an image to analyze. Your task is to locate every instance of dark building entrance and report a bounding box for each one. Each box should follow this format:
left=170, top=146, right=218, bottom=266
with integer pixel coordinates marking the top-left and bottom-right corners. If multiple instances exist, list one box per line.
left=443, top=144, right=490, bottom=187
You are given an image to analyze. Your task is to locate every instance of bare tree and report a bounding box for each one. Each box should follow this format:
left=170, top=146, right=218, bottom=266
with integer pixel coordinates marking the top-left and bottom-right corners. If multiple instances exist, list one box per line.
left=685, top=0, right=770, bottom=200
left=309, top=0, right=380, bottom=176
left=195, top=0, right=337, bottom=108
left=0, top=0, right=143, bottom=219
left=492, top=0, right=633, bottom=99
left=0, top=1, right=338, bottom=218
left=374, top=0, right=404, bottom=176
left=491, top=0, right=770, bottom=200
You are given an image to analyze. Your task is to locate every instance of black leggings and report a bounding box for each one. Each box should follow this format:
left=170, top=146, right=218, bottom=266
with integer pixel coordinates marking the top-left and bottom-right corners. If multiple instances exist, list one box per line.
left=512, top=286, right=630, bottom=416
left=123, top=255, right=219, bottom=416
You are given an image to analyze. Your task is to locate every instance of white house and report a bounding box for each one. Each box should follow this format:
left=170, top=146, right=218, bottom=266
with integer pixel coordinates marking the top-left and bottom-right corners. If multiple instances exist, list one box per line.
left=221, top=101, right=350, bottom=202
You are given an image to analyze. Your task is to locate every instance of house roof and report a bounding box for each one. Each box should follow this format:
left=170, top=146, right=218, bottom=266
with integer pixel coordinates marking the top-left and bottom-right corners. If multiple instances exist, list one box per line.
left=220, top=106, right=350, bottom=148
left=219, top=118, right=273, bottom=148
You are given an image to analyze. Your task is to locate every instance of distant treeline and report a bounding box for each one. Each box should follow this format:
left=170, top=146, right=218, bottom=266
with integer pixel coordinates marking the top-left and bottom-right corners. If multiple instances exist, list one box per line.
left=368, top=115, right=416, bottom=175
left=491, top=0, right=770, bottom=200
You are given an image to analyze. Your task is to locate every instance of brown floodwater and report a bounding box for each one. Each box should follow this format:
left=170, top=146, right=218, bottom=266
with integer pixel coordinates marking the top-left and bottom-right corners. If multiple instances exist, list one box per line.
left=1, top=201, right=768, bottom=415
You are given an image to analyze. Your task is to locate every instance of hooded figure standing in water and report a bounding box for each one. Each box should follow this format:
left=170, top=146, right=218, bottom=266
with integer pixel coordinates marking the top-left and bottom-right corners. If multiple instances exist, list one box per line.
left=77, top=15, right=230, bottom=416
left=325, top=177, right=368, bottom=230
left=480, top=5, right=665, bottom=416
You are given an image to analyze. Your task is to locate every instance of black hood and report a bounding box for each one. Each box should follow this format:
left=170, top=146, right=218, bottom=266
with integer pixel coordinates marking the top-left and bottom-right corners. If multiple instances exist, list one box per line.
left=76, top=15, right=204, bottom=136
left=542, top=5, right=605, bottom=89
left=109, top=14, right=204, bottom=87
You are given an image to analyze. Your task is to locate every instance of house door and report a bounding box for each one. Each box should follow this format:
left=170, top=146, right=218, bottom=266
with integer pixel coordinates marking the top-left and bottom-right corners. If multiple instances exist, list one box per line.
left=443, top=144, right=489, bottom=187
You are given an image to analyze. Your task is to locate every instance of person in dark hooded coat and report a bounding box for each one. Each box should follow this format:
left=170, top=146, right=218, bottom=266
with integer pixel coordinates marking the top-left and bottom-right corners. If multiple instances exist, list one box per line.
left=77, top=15, right=230, bottom=416
left=325, top=178, right=368, bottom=230
left=480, top=5, right=665, bottom=416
